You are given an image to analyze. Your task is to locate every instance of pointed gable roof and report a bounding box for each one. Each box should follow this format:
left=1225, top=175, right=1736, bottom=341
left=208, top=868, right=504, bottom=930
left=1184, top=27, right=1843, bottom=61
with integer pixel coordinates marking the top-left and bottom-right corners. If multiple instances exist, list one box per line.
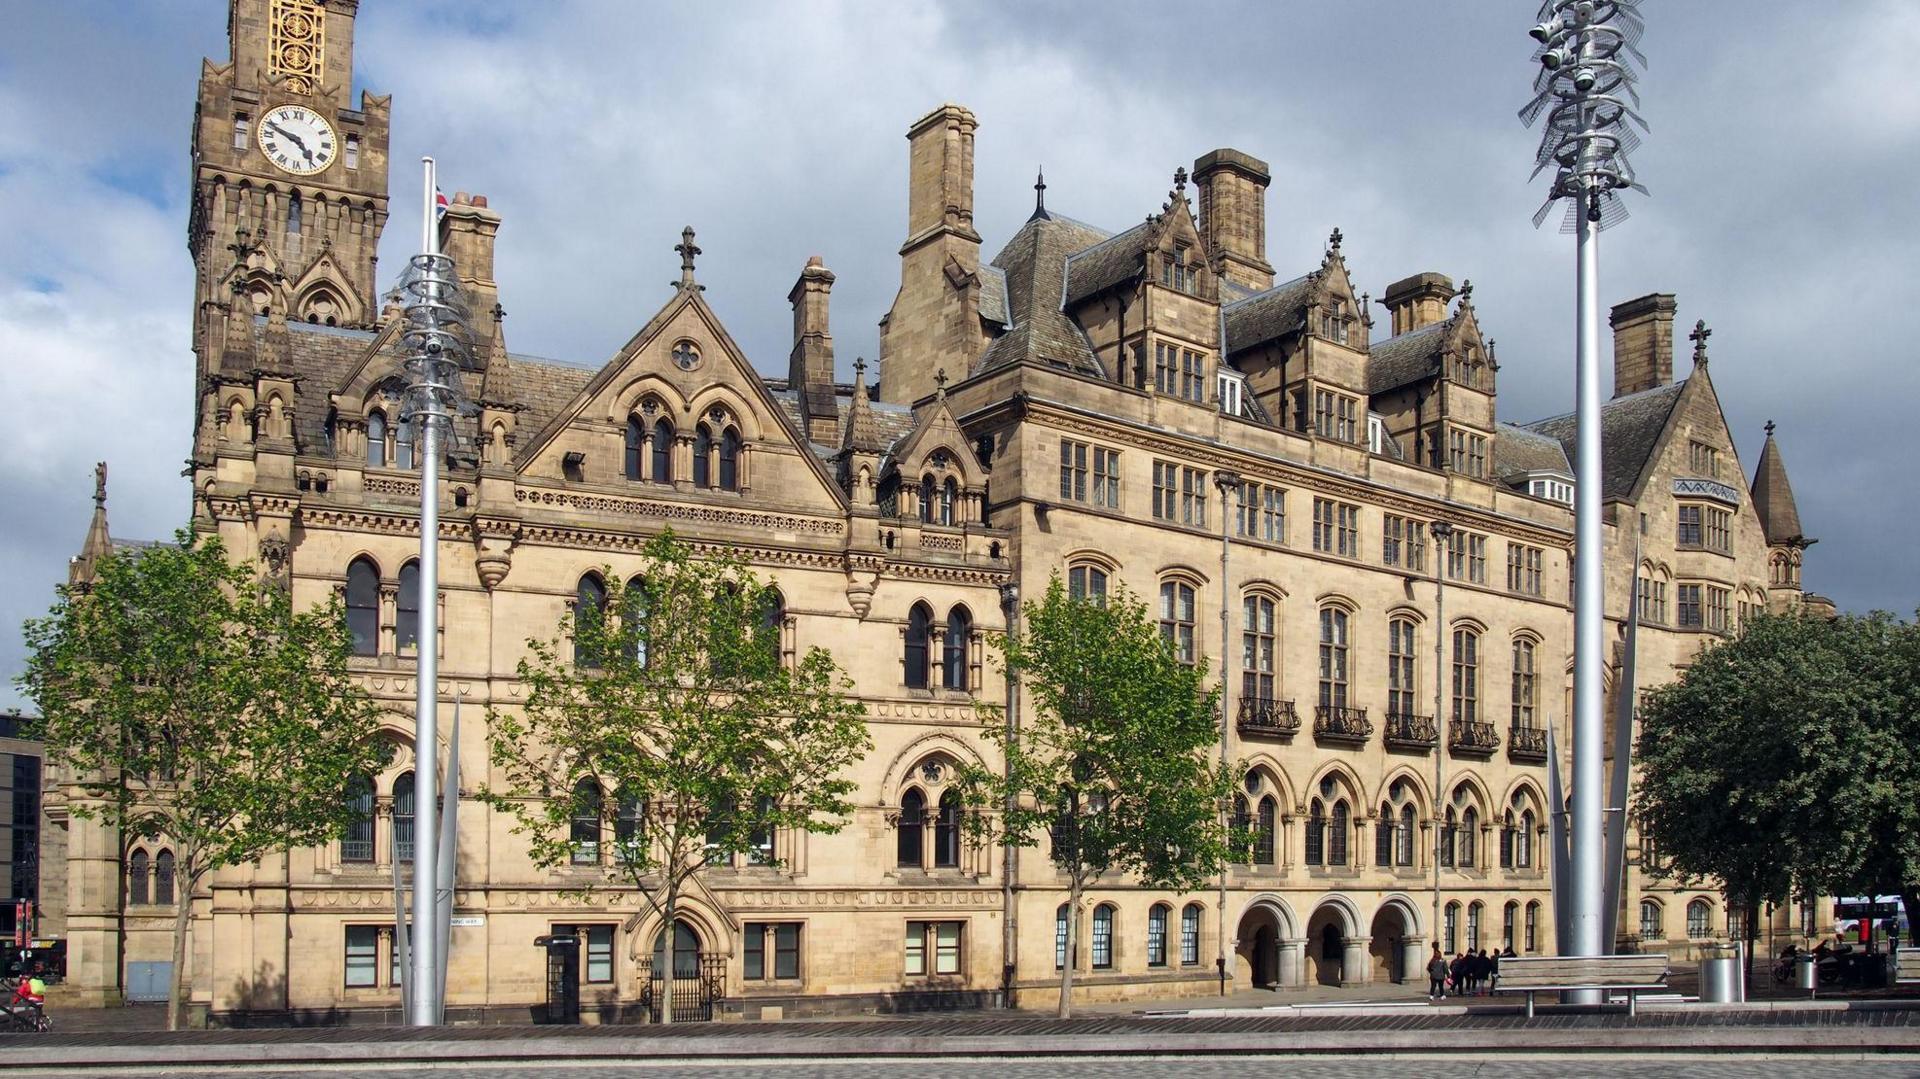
left=1222, top=271, right=1317, bottom=356
left=1524, top=380, right=1687, bottom=503
left=1750, top=424, right=1806, bottom=544
left=973, top=212, right=1111, bottom=377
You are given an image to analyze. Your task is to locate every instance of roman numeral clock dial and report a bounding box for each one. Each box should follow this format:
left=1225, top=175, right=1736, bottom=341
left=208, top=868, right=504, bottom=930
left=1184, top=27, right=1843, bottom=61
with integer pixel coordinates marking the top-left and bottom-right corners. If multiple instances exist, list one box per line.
left=257, top=104, right=336, bottom=175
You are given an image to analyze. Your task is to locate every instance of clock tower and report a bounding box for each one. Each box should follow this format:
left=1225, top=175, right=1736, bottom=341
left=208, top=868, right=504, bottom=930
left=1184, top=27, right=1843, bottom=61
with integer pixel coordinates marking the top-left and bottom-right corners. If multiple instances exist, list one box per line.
left=188, top=0, right=389, bottom=360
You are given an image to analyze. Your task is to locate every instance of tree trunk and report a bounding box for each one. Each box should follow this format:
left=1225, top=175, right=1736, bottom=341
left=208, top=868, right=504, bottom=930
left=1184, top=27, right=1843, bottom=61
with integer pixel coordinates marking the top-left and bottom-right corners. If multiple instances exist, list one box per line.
left=1056, top=878, right=1080, bottom=1020
left=165, top=865, right=194, bottom=1031
left=1744, top=897, right=1760, bottom=994
left=658, top=882, right=677, bottom=1027
left=1899, top=888, right=1920, bottom=950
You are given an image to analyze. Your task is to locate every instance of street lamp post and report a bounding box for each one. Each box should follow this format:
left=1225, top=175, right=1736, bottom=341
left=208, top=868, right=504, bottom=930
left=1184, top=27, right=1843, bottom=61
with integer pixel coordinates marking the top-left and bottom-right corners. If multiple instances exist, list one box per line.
left=1429, top=519, right=1454, bottom=957
left=1520, top=1, right=1649, bottom=984
left=1213, top=468, right=1240, bottom=996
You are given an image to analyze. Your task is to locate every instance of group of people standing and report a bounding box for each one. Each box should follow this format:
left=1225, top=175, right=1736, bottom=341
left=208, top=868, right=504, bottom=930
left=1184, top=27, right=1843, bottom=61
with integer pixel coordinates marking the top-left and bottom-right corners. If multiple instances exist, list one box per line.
left=1426, top=943, right=1514, bottom=998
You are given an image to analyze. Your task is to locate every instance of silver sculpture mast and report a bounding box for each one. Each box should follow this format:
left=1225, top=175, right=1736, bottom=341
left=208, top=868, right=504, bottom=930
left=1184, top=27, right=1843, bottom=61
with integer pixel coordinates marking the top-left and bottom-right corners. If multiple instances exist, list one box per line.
left=1520, top=0, right=1648, bottom=986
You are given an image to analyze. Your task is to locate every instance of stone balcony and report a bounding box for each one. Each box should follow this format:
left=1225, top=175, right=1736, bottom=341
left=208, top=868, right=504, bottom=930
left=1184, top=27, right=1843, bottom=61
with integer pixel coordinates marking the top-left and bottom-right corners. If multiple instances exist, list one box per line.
left=1507, top=723, right=1549, bottom=763
left=1383, top=712, right=1438, bottom=752
left=1313, top=704, right=1373, bottom=747
left=1448, top=718, right=1501, bottom=757
left=1237, top=697, right=1300, bottom=740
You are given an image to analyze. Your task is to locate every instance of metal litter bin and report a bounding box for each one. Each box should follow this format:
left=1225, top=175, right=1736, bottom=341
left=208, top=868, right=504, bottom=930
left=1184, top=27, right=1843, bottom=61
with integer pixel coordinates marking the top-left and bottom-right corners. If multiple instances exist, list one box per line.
left=1699, top=956, right=1744, bottom=1002
left=1795, top=955, right=1817, bottom=991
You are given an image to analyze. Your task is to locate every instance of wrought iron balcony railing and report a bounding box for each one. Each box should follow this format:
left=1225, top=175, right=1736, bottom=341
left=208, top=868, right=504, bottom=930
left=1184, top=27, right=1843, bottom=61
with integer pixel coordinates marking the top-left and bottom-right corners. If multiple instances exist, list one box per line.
left=1384, top=712, right=1438, bottom=751
left=1237, top=697, right=1300, bottom=739
left=1313, top=704, right=1373, bottom=746
left=1507, top=723, right=1549, bottom=762
left=1448, top=718, right=1500, bottom=756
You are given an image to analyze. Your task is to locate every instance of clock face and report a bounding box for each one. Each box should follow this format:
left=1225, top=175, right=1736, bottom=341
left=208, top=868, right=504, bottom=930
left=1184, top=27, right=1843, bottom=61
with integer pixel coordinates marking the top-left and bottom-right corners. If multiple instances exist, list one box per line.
left=257, top=104, right=337, bottom=176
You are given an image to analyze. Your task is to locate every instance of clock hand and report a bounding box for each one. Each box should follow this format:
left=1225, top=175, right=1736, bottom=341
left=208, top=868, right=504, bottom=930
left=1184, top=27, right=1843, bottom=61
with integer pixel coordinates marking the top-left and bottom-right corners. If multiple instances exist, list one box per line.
left=267, top=122, right=310, bottom=153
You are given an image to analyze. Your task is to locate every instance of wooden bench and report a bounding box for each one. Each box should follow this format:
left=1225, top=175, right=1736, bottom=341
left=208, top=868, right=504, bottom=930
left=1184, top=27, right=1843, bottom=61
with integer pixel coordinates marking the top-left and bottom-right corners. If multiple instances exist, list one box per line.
left=1894, top=949, right=1920, bottom=985
left=1491, top=954, right=1671, bottom=1017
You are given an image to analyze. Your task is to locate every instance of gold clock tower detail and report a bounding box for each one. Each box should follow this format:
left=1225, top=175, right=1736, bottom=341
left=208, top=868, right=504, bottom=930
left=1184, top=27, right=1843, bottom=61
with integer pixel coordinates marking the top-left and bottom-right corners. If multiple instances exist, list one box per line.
left=188, top=0, right=389, bottom=373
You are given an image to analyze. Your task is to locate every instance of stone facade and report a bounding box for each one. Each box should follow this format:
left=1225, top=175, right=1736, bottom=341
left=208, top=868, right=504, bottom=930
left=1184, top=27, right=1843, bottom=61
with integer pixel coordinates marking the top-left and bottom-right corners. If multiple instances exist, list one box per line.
left=47, top=1, right=1830, bottom=1021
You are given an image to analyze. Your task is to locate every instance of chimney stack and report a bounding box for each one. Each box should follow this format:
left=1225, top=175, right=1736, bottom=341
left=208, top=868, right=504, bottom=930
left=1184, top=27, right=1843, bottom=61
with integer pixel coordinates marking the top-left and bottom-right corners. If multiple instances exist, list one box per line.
left=878, top=103, right=983, bottom=405
left=1193, top=149, right=1274, bottom=292
left=789, top=256, right=839, bottom=445
left=439, top=192, right=500, bottom=319
left=1380, top=272, right=1456, bottom=336
left=1609, top=293, right=1676, bottom=397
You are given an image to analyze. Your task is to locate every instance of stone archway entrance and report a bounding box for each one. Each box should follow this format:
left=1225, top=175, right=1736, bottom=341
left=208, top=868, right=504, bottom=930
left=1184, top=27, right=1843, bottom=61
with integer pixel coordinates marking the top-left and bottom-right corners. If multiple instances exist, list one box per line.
left=1369, top=900, right=1420, bottom=984
left=1235, top=898, right=1303, bottom=990
left=1305, top=898, right=1368, bottom=987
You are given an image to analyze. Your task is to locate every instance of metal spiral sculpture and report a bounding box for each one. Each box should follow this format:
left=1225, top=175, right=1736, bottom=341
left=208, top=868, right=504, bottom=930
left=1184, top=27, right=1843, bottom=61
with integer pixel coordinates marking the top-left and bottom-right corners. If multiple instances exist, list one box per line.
left=395, top=252, right=477, bottom=442
left=1521, top=0, right=1649, bottom=232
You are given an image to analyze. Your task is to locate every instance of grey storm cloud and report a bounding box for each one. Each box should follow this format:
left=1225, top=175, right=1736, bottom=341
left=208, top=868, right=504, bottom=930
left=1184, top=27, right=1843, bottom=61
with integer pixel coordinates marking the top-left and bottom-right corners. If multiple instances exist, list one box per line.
left=1, top=1, right=1914, bottom=708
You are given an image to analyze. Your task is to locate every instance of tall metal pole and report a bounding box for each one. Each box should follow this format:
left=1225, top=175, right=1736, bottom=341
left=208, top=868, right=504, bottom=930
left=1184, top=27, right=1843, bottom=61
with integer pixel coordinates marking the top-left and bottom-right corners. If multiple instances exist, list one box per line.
left=1213, top=469, right=1239, bottom=996
left=1568, top=200, right=1604, bottom=971
left=409, top=155, right=442, bottom=1027
left=1430, top=520, right=1452, bottom=956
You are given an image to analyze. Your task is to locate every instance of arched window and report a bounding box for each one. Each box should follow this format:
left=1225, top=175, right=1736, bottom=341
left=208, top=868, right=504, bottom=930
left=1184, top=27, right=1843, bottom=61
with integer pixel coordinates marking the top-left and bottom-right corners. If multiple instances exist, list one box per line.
left=128, top=849, right=150, bottom=905
left=693, top=423, right=713, bottom=488
left=345, top=558, right=379, bottom=656
left=571, top=777, right=603, bottom=865
left=1687, top=898, right=1713, bottom=939
left=1242, top=594, right=1277, bottom=702
left=943, top=607, right=972, bottom=691
left=1388, top=617, right=1418, bottom=717
left=1375, top=802, right=1395, bottom=866
left=1329, top=800, right=1350, bottom=866
left=904, top=603, right=932, bottom=689
left=1440, top=807, right=1456, bottom=869
left=1467, top=901, right=1483, bottom=951
left=154, top=849, right=176, bottom=905
left=395, top=415, right=415, bottom=470
left=1181, top=903, right=1202, bottom=965
left=367, top=410, right=387, bottom=468
left=1398, top=803, right=1416, bottom=866
left=1640, top=899, right=1664, bottom=940
left=940, top=477, right=958, bottom=526
left=1231, top=795, right=1252, bottom=864
left=1505, top=901, right=1519, bottom=949
left=1091, top=904, right=1116, bottom=969
left=897, top=788, right=925, bottom=868
left=934, top=791, right=961, bottom=868
left=343, top=773, right=375, bottom=862
left=1525, top=901, right=1540, bottom=952
left=919, top=475, right=935, bottom=523
left=1318, top=608, right=1350, bottom=710
left=1460, top=805, right=1478, bottom=868
left=1067, top=563, right=1109, bottom=603
left=1519, top=808, right=1535, bottom=868
left=719, top=428, right=741, bottom=491
left=614, top=786, right=643, bottom=863
left=1500, top=810, right=1516, bottom=869
left=1159, top=580, right=1197, bottom=665
left=1452, top=628, right=1481, bottom=723
left=1305, top=799, right=1326, bottom=866
left=1054, top=903, right=1070, bottom=970
left=1255, top=795, right=1277, bottom=866
left=624, top=576, right=650, bottom=667
left=1147, top=904, right=1170, bottom=967
left=748, top=794, right=776, bottom=865
left=1512, top=637, right=1538, bottom=729
left=624, top=416, right=645, bottom=480
left=650, top=417, right=674, bottom=485
left=760, top=587, right=785, bottom=663
left=396, top=561, right=421, bottom=654
left=287, top=190, right=302, bottom=233
left=1444, top=901, right=1460, bottom=953
left=393, top=771, right=416, bottom=862
left=652, top=919, right=701, bottom=980
left=575, top=574, right=608, bottom=670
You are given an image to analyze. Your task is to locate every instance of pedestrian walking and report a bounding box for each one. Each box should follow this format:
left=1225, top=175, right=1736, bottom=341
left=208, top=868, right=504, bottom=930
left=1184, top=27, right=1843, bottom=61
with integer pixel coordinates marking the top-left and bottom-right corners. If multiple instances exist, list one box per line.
left=1427, top=944, right=1450, bottom=999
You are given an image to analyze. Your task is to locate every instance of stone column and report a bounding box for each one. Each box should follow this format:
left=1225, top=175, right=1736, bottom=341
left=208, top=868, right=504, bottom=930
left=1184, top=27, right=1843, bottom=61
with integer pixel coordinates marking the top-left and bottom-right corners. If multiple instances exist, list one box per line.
left=1341, top=936, right=1371, bottom=988
left=1401, top=934, right=1428, bottom=986
left=1278, top=936, right=1306, bottom=988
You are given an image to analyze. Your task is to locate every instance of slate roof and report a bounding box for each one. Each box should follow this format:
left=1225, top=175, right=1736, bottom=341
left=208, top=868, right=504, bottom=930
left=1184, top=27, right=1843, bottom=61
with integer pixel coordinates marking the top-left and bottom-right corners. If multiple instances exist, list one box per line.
left=1750, top=430, right=1806, bottom=543
left=1524, top=381, right=1686, bottom=502
left=978, top=265, right=1010, bottom=328
left=1366, top=320, right=1451, bottom=394
left=1061, top=221, right=1151, bottom=308
left=770, top=388, right=916, bottom=455
left=1222, top=273, right=1316, bottom=356
left=1492, top=422, right=1571, bottom=483
left=973, top=213, right=1111, bottom=377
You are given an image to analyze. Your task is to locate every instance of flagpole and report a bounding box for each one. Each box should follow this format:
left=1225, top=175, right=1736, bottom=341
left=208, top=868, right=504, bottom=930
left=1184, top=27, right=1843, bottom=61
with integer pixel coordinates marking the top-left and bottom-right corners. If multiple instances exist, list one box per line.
left=408, top=154, right=442, bottom=1027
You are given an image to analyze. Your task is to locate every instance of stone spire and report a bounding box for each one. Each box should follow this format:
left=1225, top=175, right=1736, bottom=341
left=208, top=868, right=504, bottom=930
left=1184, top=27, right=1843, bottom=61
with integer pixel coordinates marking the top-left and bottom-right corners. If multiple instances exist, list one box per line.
left=674, top=226, right=703, bottom=291
left=1750, top=421, right=1806, bottom=545
left=842, top=357, right=884, bottom=453
left=69, top=462, right=112, bottom=588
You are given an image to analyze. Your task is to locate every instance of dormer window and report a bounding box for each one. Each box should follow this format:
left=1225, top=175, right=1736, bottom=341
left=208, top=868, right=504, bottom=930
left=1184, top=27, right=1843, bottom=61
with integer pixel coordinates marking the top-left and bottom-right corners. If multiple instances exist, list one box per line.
left=1153, top=342, right=1207, bottom=403
left=1160, top=246, right=1195, bottom=294
left=1320, top=299, right=1350, bottom=345
left=1452, top=348, right=1480, bottom=388
left=1216, top=370, right=1244, bottom=417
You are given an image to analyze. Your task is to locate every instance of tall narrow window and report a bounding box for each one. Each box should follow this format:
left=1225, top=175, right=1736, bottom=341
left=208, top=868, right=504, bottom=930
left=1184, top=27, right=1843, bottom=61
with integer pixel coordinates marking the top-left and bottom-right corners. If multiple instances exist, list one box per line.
left=897, top=788, right=925, bottom=867
left=1451, top=628, right=1480, bottom=723
left=571, top=777, right=602, bottom=865
left=719, top=429, right=741, bottom=491
left=904, top=603, right=932, bottom=688
left=343, top=774, right=375, bottom=862
left=624, top=416, right=645, bottom=480
left=1147, top=905, right=1169, bottom=967
left=1242, top=594, right=1277, bottom=702
left=1376, top=803, right=1395, bottom=866
left=345, top=558, right=379, bottom=656
left=693, top=424, right=713, bottom=488
left=944, top=607, right=972, bottom=691
left=650, top=418, right=673, bottom=485
left=128, top=849, right=150, bottom=905
left=1091, top=904, right=1115, bottom=969
left=1255, top=796, right=1277, bottom=866
left=1525, top=902, right=1539, bottom=952
left=919, top=475, right=935, bottom=523
left=287, top=191, right=302, bottom=233
left=1511, top=637, right=1537, bottom=728
left=615, top=786, right=643, bottom=862
left=1055, top=904, right=1070, bottom=970
left=1329, top=800, right=1350, bottom=866
left=1388, top=617, right=1417, bottom=716
left=1398, top=803, right=1416, bottom=866
left=396, top=561, right=421, bottom=654
left=1181, top=904, right=1201, bottom=965
left=393, top=771, right=416, bottom=863
left=1467, top=901, right=1483, bottom=951
left=366, top=410, right=387, bottom=468
left=934, top=792, right=961, bottom=868
left=1160, top=581, right=1197, bottom=665
left=748, top=794, right=775, bottom=864
left=941, top=478, right=958, bottom=526
left=1318, top=608, right=1350, bottom=710
left=1440, top=807, right=1456, bottom=869
left=1459, top=805, right=1478, bottom=868
left=575, top=574, right=608, bottom=670
left=1445, top=902, right=1460, bottom=953
left=395, top=415, right=414, bottom=470
left=154, top=849, right=176, bottom=905
left=1305, top=799, right=1326, bottom=866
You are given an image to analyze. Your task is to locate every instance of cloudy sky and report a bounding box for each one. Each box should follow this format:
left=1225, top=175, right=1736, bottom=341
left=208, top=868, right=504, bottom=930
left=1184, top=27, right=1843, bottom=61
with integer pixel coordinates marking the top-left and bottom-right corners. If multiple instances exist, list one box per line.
left=2, top=2, right=1914, bottom=708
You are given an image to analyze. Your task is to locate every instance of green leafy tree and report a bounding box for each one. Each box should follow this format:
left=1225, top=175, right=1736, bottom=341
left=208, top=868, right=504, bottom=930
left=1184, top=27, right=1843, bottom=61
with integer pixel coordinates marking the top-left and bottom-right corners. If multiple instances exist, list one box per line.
left=19, top=530, right=389, bottom=1029
left=952, top=575, right=1235, bottom=1018
left=483, top=531, right=868, bottom=1022
left=1633, top=610, right=1912, bottom=982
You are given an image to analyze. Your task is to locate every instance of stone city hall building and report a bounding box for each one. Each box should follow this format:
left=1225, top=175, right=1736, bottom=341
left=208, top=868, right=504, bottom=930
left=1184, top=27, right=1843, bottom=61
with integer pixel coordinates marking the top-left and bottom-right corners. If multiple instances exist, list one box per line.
left=45, top=0, right=1829, bottom=1021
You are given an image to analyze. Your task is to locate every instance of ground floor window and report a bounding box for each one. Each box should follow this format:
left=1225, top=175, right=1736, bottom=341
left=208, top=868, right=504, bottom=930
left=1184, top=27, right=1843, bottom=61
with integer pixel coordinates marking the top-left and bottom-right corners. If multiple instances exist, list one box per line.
left=345, top=925, right=379, bottom=988
left=1147, top=904, right=1169, bottom=968
left=1181, top=903, right=1202, bottom=965
left=907, top=920, right=962, bottom=977
left=555, top=923, right=615, bottom=984
left=1525, top=902, right=1539, bottom=952
left=744, top=922, right=802, bottom=981
left=1444, top=902, right=1459, bottom=953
